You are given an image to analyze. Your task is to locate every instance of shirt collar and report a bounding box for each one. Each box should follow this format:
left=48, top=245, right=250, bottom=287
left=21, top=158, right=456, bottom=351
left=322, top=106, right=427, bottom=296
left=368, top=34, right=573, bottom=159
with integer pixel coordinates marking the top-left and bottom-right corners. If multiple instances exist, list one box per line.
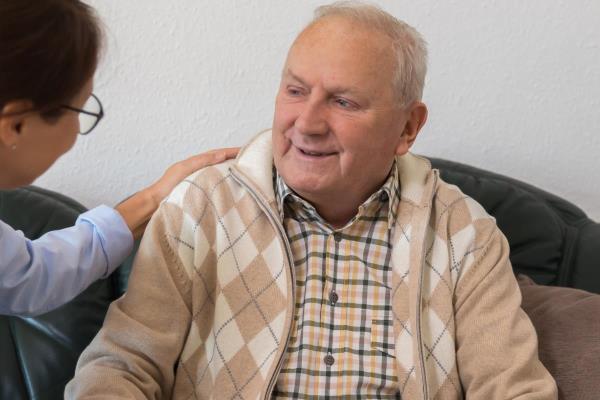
left=274, top=161, right=400, bottom=228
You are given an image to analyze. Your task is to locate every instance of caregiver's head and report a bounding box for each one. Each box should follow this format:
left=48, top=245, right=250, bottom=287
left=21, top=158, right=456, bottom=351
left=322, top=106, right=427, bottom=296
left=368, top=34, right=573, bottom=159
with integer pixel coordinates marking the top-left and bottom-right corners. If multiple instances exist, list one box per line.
left=0, top=0, right=103, bottom=189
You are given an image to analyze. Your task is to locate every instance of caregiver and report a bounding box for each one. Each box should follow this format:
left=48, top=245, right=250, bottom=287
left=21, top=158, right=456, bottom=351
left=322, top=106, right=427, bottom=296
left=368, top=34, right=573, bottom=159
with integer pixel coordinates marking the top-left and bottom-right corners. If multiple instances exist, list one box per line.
left=0, top=0, right=238, bottom=316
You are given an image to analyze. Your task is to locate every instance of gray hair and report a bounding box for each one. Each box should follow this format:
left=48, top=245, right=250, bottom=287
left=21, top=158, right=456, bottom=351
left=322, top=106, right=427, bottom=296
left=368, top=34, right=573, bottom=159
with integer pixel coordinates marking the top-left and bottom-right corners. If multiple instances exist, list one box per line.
left=311, top=1, right=428, bottom=105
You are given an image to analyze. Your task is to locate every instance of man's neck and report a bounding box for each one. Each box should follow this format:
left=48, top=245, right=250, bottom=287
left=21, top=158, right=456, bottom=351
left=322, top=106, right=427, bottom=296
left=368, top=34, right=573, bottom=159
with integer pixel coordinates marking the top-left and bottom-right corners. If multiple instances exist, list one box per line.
left=298, top=177, right=389, bottom=229
left=313, top=198, right=361, bottom=229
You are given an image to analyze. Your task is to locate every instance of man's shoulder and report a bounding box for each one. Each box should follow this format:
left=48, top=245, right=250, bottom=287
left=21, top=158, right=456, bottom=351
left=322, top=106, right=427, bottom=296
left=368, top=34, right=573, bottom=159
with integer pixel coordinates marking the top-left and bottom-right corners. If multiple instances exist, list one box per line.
left=428, top=175, right=503, bottom=273
left=163, top=159, right=238, bottom=211
left=186, top=159, right=235, bottom=188
left=433, top=175, right=496, bottom=227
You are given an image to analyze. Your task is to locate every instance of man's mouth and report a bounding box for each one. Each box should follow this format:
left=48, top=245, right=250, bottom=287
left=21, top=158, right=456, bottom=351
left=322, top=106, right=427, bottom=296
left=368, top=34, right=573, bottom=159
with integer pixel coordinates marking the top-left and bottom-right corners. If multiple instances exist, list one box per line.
left=297, top=146, right=337, bottom=157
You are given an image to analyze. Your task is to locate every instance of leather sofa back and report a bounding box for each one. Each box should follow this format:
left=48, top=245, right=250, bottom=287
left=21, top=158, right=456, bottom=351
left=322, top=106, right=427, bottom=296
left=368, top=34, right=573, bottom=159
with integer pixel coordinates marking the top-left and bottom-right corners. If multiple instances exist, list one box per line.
left=430, top=158, right=600, bottom=294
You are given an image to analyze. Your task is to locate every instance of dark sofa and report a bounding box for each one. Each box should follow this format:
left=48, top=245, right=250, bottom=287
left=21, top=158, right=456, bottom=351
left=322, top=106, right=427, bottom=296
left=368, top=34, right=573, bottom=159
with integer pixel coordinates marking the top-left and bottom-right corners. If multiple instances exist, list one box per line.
left=1, top=158, right=598, bottom=399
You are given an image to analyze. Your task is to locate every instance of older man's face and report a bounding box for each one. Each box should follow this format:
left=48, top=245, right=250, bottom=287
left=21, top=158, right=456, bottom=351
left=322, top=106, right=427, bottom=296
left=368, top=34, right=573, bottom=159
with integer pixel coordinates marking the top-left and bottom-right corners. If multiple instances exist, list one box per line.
left=272, top=17, right=411, bottom=206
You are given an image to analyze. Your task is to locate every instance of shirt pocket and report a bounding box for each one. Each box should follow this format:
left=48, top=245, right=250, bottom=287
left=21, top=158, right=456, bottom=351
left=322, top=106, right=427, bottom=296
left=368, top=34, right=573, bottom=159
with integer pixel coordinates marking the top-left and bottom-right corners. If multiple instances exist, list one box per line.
left=370, top=319, right=396, bottom=358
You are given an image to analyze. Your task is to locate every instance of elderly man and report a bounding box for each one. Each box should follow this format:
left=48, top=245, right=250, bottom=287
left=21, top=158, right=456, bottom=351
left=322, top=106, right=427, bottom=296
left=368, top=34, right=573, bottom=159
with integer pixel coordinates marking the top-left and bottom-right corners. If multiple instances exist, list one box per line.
left=68, top=2, right=556, bottom=399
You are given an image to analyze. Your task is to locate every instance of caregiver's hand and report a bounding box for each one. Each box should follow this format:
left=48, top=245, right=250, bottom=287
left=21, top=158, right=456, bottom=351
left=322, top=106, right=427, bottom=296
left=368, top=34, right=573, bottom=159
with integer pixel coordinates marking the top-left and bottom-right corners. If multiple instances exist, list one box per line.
left=115, top=147, right=239, bottom=239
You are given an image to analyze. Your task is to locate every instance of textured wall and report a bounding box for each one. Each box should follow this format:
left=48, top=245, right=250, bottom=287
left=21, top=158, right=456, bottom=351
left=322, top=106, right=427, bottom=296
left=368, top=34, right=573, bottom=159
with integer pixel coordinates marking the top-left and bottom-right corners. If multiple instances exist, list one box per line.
left=36, top=0, right=600, bottom=220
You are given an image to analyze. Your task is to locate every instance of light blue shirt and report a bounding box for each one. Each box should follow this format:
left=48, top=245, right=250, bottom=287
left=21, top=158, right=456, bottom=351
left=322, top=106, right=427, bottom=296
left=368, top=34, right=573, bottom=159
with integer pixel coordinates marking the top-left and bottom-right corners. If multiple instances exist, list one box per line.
left=0, top=205, right=133, bottom=317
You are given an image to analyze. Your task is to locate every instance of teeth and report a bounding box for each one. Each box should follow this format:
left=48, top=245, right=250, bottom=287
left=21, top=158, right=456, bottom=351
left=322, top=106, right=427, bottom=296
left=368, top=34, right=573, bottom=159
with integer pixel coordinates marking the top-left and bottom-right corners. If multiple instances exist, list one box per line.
left=302, top=149, right=326, bottom=156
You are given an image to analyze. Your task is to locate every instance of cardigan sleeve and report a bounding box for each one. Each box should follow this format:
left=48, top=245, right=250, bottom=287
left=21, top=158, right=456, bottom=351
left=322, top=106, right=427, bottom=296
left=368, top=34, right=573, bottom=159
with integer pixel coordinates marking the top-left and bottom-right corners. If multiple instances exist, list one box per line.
left=0, top=205, right=133, bottom=316
left=453, top=225, right=558, bottom=399
left=65, top=201, right=193, bottom=399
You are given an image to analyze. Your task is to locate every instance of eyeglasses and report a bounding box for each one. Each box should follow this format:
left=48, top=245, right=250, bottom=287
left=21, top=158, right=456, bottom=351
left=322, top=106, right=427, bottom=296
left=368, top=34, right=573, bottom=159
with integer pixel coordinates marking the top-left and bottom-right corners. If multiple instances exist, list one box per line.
left=61, top=93, right=104, bottom=135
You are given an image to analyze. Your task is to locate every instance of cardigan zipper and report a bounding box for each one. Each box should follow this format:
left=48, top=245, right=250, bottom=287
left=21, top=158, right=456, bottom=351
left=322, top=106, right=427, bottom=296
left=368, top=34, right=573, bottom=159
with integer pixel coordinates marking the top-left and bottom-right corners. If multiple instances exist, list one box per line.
left=229, top=168, right=296, bottom=399
left=415, top=171, right=438, bottom=400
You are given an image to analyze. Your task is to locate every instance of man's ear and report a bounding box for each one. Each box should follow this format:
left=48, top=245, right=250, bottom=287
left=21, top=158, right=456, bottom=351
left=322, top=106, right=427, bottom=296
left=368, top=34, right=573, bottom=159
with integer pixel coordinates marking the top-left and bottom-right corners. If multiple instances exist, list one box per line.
left=394, top=101, right=428, bottom=156
left=0, top=100, right=33, bottom=149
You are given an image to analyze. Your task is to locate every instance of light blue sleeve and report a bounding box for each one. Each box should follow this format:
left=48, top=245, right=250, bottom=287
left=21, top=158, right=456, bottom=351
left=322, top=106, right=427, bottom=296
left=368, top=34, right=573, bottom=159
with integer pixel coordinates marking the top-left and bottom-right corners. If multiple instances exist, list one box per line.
left=0, top=205, right=133, bottom=317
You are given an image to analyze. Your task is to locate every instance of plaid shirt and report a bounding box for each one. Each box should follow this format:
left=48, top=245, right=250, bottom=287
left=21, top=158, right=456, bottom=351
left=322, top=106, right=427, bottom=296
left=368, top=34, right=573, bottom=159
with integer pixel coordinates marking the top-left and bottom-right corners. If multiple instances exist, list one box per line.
left=273, top=164, right=402, bottom=399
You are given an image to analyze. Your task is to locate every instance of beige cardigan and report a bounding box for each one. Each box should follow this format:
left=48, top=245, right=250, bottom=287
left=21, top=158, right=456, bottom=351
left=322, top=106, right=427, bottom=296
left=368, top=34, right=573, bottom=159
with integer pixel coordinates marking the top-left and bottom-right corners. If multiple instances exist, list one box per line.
left=67, top=131, right=556, bottom=399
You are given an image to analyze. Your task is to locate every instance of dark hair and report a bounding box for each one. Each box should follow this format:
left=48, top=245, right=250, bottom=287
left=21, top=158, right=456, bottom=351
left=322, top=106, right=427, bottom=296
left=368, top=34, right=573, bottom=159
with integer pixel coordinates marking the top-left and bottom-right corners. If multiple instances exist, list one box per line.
left=0, top=0, right=102, bottom=118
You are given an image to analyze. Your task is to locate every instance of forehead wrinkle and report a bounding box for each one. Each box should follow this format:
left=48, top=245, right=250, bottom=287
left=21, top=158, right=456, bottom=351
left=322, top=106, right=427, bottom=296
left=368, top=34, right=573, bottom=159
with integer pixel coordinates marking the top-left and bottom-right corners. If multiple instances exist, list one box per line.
left=283, top=68, right=309, bottom=87
left=285, top=67, right=363, bottom=97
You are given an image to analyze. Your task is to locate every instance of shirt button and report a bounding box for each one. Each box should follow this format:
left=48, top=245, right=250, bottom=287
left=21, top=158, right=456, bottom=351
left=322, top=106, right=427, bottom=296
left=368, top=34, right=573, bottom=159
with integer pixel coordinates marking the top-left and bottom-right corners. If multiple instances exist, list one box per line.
left=324, top=353, right=335, bottom=366
left=380, top=191, right=389, bottom=201
left=329, top=290, right=339, bottom=305
left=333, top=232, right=342, bottom=242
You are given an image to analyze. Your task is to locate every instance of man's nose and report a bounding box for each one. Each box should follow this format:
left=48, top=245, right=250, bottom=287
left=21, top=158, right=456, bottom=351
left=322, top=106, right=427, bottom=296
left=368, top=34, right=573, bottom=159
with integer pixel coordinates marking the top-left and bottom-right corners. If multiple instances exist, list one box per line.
left=295, top=99, right=328, bottom=135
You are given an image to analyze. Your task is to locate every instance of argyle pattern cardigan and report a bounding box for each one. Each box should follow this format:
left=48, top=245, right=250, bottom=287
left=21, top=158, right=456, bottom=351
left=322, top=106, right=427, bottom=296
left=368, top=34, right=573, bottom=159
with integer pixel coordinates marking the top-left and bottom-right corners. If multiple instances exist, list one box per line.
left=67, top=131, right=556, bottom=399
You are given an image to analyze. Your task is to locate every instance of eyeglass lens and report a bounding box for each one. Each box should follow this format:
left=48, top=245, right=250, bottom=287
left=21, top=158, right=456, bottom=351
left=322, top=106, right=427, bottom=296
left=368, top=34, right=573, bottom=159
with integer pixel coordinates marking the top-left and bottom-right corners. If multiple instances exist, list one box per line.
left=79, top=95, right=102, bottom=134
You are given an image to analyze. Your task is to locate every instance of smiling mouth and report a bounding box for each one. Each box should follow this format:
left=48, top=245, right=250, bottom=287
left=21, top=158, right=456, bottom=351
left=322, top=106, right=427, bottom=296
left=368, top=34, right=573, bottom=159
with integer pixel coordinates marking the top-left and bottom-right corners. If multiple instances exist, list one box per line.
left=297, top=147, right=337, bottom=157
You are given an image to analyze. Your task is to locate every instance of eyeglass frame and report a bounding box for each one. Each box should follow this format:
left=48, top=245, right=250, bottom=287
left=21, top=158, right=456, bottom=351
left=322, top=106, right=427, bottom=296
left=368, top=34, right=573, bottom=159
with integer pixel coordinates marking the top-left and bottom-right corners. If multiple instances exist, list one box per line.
left=60, top=93, right=104, bottom=135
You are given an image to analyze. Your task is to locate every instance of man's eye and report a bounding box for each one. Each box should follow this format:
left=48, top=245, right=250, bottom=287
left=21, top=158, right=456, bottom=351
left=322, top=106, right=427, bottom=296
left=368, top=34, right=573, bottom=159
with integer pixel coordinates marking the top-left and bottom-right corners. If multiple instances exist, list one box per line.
left=287, top=87, right=303, bottom=96
left=335, top=98, right=354, bottom=109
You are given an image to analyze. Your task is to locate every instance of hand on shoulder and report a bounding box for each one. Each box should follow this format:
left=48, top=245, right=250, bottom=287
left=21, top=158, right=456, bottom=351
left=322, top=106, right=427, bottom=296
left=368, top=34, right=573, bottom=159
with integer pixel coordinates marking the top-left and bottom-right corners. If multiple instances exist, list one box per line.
left=116, top=147, right=239, bottom=239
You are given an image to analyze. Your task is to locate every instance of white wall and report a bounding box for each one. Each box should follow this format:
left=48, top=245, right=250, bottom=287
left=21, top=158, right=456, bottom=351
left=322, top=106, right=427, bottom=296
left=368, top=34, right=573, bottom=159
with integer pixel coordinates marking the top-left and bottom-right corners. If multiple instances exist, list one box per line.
left=37, top=0, right=600, bottom=221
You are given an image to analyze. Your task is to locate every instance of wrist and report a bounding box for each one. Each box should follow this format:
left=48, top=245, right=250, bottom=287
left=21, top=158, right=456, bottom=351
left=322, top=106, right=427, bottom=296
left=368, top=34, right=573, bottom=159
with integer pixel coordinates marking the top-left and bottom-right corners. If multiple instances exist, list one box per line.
left=115, top=188, right=159, bottom=240
left=141, top=185, right=161, bottom=210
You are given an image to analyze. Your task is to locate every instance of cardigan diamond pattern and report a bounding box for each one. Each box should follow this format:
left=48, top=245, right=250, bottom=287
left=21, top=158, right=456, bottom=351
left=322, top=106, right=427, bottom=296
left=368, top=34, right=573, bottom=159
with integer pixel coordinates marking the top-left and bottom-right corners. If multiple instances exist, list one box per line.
left=172, top=165, right=290, bottom=399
